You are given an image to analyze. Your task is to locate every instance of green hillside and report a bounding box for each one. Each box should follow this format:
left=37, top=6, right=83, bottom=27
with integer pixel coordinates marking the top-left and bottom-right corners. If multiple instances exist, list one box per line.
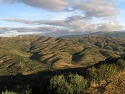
left=0, top=36, right=47, bottom=75
left=0, top=36, right=125, bottom=76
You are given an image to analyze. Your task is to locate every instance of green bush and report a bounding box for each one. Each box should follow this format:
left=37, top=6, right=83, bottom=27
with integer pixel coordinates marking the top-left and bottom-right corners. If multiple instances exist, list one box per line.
left=97, top=64, right=118, bottom=81
left=1, top=90, right=17, bottom=94
left=86, top=66, right=98, bottom=82
left=49, top=73, right=88, bottom=94
left=116, top=59, right=125, bottom=70
left=86, top=64, right=118, bottom=82
left=16, top=85, right=32, bottom=94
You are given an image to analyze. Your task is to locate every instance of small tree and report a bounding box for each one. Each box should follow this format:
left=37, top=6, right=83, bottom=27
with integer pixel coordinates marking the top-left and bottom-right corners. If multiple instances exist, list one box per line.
left=116, top=59, right=125, bottom=70
left=97, top=64, right=118, bottom=81
left=86, top=64, right=118, bottom=83
left=49, top=74, right=68, bottom=94
left=86, top=66, right=98, bottom=82
left=86, top=67, right=98, bottom=87
left=49, top=73, right=88, bottom=94
left=67, top=74, right=88, bottom=93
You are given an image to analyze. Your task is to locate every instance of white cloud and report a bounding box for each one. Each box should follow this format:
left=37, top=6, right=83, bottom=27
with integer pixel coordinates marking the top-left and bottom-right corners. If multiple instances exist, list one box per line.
left=1, top=0, right=119, bottom=19
left=98, top=22, right=123, bottom=31
left=0, top=30, right=42, bottom=37
left=72, top=0, right=119, bottom=19
left=0, top=0, right=68, bottom=11
left=22, top=0, right=68, bottom=11
left=1, top=17, right=124, bottom=36
left=0, top=0, right=123, bottom=36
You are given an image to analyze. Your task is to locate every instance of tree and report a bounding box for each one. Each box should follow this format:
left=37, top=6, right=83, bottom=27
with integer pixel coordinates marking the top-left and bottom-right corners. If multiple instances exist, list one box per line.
left=116, top=59, right=125, bottom=70
left=49, top=73, right=88, bottom=94
left=86, top=66, right=98, bottom=82
left=86, top=64, right=118, bottom=82
left=97, top=64, right=118, bottom=81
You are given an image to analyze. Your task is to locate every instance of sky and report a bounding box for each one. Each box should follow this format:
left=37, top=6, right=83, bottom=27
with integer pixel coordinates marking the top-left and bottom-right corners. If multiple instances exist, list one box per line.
left=0, top=0, right=125, bottom=37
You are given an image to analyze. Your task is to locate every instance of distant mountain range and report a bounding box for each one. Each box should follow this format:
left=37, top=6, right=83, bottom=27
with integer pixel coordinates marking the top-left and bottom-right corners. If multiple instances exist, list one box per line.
left=63, top=31, right=125, bottom=39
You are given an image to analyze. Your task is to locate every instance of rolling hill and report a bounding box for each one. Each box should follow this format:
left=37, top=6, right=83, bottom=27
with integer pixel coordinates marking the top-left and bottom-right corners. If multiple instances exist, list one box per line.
left=0, top=35, right=125, bottom=76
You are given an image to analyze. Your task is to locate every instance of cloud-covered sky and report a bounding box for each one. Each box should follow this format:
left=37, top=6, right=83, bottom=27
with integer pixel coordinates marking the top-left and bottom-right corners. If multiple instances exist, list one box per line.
left=0, top=0, right=125, bottom=37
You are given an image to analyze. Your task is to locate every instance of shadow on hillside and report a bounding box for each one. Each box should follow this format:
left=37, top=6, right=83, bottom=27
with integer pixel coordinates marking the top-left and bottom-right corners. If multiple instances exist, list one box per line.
left=72, top=48, right=91, bottom=63
left=0, top=67, right=87, bottom=94
left=0, top=56, right=120, bottom=94
left=72, top=51, right=83, bottom=62
left=30, top=52, right=41, bottom=61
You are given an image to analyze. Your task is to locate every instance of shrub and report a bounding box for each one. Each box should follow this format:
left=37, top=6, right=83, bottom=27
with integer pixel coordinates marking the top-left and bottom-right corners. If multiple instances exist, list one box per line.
left=116, top=59, right=125, bottom=70
left=97, top=64, right=118, bottom=81
left=49, top=73, right=88, bottom=94
left=86, top=64, right=118, bottom=82
left=86, top=66, right=98, bottom=82
left=2, top=90, right=17, bottom=94
left=16, top=85, right=32, bottom=94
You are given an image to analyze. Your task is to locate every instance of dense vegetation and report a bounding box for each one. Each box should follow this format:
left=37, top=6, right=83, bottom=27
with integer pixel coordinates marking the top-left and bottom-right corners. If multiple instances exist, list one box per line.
left=49, top=73, right=88, bottom=94
left=0, top=35, right=125, bottom=93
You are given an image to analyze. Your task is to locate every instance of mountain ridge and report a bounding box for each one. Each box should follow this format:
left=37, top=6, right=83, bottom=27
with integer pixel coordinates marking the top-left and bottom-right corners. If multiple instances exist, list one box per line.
left=62, top=31, right=125, bottom=39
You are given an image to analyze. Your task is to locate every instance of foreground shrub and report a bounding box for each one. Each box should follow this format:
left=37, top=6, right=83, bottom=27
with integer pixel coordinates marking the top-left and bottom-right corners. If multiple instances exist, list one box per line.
left=116, top=59, right=125, bottom=70
left=97, top=64, right=118, bottom=81
left=2, top=90, right=17, bottom=94
left=86, top=66, right=98, bottom=82
left=49, top=73, right=88, bottom=94
left=86, top=64, right=118, bottom=82
left=16, top=85, right=32, bottom=94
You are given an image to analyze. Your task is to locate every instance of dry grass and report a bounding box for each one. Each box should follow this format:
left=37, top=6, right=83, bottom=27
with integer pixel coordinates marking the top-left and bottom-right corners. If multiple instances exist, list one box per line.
left=104, top=71, right=125, bottom=94
left=83, top=72, right=125, bottom=94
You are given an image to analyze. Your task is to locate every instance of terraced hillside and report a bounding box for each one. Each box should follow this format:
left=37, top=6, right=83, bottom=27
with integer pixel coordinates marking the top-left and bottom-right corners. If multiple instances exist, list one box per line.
left=1, top=36, right=125, bottom=76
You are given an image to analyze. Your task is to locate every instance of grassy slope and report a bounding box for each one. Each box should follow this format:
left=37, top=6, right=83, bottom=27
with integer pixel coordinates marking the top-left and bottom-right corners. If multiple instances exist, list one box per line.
left=0, top=36, right=47, bottom=75
left=0, top=36, right=125, bottom=75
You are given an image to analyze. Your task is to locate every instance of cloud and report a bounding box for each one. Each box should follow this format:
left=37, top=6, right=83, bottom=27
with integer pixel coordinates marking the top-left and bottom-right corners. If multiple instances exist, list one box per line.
left=0, top=0, right=68, bottom=11
left=1, top=0, right=119, bottom=19
left=98, top=22, right=123, bottom=31
left=72, top=0, right=119, bottom=19
left=0, top=0, right=123, bottom=36
left=23, top=0, right=68, bottom=11
left=0, top=26, right=55, bottom=33
left=1, top=16, right=124, bottom=37
left=0, top=0, right=15, bottom=4
left=0, top=26, right=70, bottom=37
